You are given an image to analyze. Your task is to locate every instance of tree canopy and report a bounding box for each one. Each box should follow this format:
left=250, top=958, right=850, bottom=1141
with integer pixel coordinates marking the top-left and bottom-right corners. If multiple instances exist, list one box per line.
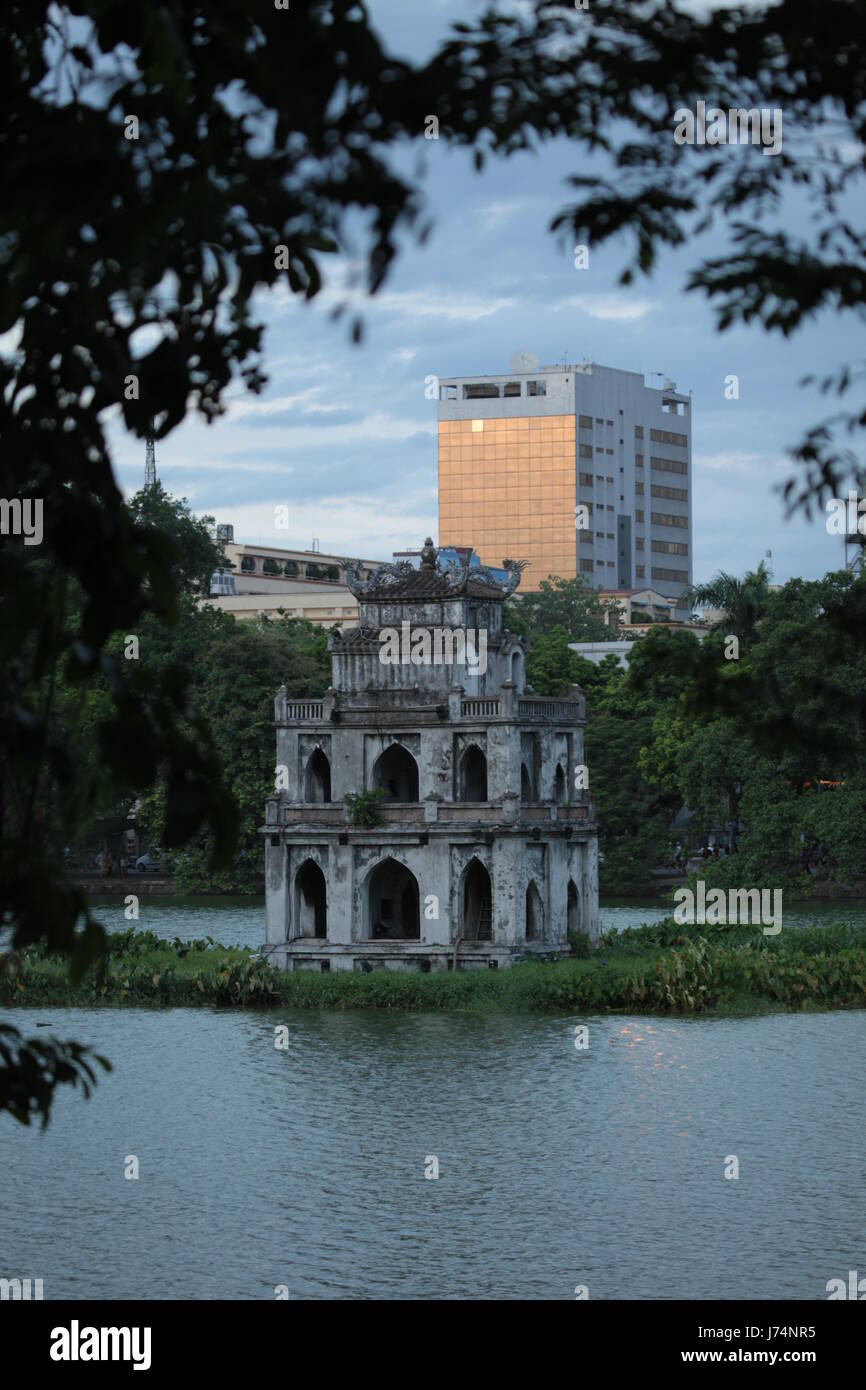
left=2, top=0, right=864, bottom=1120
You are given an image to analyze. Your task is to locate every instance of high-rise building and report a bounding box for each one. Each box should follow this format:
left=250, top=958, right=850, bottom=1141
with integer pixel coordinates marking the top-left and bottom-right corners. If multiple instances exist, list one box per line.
left=437, top=355, right=693, bottom=611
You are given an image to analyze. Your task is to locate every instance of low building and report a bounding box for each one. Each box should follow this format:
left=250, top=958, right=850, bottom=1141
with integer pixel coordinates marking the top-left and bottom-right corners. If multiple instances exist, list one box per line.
left=601, top=587, right=676, bottom=629
left=262, top=539, right=599, bottom=971
left=201, top=535, right=386, bottom=629
left=569, top=640, right=635, bottom=670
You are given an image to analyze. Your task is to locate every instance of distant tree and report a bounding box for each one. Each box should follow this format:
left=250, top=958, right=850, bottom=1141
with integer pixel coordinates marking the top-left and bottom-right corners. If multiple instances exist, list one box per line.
left=138, top=611, right=331, bottom=891
left=2, top=0, right=863, bottom=1117
left=506, top=577, right=616, bottom=644
left=524, top=626, right=586, bottom=696
left=684, top=562, right=771, bottom=644
left=127, top=484, right=225, bottom=596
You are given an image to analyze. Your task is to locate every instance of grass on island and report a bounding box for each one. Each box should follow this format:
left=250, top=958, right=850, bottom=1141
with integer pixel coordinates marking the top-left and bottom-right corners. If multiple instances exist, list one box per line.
left=4, top=920, right=866, bottom=1015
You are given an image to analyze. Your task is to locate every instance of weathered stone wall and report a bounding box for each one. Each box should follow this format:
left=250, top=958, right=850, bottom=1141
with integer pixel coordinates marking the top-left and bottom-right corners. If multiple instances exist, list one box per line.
left=265, top=553, right=599, bottom=965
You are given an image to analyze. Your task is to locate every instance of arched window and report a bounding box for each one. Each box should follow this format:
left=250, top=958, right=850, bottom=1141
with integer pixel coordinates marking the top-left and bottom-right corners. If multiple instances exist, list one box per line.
left=554, top=764, right=566, bottom=804
left=520, top=763, right=532, bottom=803
left=462, top=859, right=492, bottom=941
left=294, top=859, right=327, bottom=939
left=366, top=858, right=420, bottom=940
left=283, top=560, right=299, bottom=577
left=372, top=744, right=419, bottom=803
left=458, top=745, right=488, bottom=802
left=510, top=650, right=523, bottom=686
left=305, top=748, right=331, bottom=803
left=525, top=881, right=544, bottom=941
left=567, top=880, right=581, bottom=936
left=240, top=555, right=256, bottom=573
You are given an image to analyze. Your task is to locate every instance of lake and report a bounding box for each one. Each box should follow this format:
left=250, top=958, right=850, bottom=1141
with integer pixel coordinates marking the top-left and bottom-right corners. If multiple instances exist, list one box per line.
left=83, top=892, right=866, bottom=948
left=1, top=897, right=864, bottom=1299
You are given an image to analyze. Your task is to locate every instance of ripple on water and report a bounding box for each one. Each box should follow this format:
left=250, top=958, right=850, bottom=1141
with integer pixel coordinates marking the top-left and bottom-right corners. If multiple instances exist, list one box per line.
left=0, top=1004, right=863, bottom=1299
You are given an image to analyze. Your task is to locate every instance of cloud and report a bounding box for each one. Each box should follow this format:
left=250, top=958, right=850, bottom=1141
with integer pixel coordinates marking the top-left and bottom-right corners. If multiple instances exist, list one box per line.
left=557, top=295, right=658, bottom=321
left=695, top=449, right=763, bottom=473
left=474, top=199, right=528, bottom=233
left=204, top=492, right=438, bottom=560
left=226, top=386, right=346, bottom=420
left=296, top=281, right=520, bottom=323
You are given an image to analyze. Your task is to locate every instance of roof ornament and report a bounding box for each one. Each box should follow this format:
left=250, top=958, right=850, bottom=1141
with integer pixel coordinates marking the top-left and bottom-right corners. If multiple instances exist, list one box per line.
left=341, top=548, right=528, bottom=599
left=342, top=557, right=414, bottom=596
left=471, top=557, right=528, bottom=595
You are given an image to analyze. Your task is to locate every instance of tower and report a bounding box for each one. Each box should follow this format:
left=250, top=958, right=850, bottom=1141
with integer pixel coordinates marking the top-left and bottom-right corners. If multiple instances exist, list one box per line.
left=437, top=356, right=693, bottom=613
left=262, top=540, right=599, bottom=971
left=144, top=429, right=156, bottom=488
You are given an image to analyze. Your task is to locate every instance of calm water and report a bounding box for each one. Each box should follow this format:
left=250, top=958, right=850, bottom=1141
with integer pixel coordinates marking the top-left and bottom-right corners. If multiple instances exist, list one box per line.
left=86, top=893, right=866, bottom=948
left=1, top=1006, right=865, bottom=1299
left=2, top=898, right=864, bottom=1300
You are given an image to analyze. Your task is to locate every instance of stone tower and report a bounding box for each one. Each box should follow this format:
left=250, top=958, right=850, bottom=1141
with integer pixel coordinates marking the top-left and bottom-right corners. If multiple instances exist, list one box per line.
left=262, top=541, right=598, bottom=970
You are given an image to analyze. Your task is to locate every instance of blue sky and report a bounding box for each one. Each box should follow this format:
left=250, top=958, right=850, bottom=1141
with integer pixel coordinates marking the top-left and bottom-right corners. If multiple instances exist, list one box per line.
left=109, top=0, right=858, bottom=587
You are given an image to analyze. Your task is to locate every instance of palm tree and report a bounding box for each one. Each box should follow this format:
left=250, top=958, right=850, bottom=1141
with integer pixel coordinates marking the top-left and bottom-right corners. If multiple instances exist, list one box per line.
left=684, top=561, right=771, bottom=643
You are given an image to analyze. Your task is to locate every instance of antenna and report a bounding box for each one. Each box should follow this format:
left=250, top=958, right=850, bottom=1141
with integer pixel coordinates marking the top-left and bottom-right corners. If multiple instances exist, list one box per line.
left=844, top=528, right=863, bottom=576
left=144, top=419, right=156, bottom=488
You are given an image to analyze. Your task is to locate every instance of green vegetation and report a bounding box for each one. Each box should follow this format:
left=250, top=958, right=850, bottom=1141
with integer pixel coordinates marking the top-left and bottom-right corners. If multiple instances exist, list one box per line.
left=133, top=588, right=331, bottom=894
left=45, top=490, right=331, bottom=895
left=344, top=788, right=387, bottom=828
left=3, top=0, right=864, bottom=1120
left=508, top=566, right=866, bottom=896
left=505, top=577, right=617, bottom=655
left=6, top=921, right=866, bottom=1017
left=3, top=930, right=281, bottom=1009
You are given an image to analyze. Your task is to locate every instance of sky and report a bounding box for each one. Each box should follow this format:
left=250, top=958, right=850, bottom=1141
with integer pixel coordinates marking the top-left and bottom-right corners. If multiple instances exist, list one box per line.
left=107, top=0, right=860, bottom=588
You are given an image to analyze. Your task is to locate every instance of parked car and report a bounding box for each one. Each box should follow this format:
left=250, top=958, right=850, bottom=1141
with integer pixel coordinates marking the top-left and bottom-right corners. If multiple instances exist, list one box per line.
left=134, top=853, right=161, bottom=873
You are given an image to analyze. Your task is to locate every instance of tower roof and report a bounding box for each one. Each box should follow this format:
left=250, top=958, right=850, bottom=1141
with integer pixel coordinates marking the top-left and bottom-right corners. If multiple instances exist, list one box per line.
left=342, top=539, right=526, bottom=602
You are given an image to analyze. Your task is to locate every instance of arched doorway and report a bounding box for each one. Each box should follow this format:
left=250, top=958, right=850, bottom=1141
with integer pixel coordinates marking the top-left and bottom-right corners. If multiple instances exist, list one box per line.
left=511, top=650, right=523, bottom=687
left=567, top=880, right=580, bottom=936
left=525, top=881, right=544, bottom=941
left=367, top=858, right=420, bottom=939
left=462, top=859, right=493, bottom=941
left=294, top=859, right=327, bottom=939
left=459, top=745, right=488, bottom=802
left=372, top=744, right=419, bottom=802
left=305, top=748, right=331, bottom=803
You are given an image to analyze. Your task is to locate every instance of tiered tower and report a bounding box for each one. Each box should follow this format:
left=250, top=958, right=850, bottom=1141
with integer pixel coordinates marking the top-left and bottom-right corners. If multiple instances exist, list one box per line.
left=262, top=540, right=599, bottom=970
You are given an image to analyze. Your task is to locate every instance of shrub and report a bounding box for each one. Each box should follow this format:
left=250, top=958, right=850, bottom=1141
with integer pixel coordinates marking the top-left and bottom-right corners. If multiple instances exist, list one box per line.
left=344, top=788, right=386, bottom=827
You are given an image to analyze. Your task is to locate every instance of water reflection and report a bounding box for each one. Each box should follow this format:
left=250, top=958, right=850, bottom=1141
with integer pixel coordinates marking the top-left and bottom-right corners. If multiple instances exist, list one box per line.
left=0, top=1005, right=863, bottom=1300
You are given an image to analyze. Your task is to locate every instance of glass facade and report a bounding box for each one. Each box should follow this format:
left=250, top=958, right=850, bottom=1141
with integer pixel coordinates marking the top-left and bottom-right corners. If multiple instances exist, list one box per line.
left=438, top=415, right=576, bottom=589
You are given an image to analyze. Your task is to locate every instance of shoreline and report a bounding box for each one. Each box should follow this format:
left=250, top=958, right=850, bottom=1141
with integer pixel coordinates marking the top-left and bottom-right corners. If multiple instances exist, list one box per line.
left=5, top=920, right=866, bottom=1017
